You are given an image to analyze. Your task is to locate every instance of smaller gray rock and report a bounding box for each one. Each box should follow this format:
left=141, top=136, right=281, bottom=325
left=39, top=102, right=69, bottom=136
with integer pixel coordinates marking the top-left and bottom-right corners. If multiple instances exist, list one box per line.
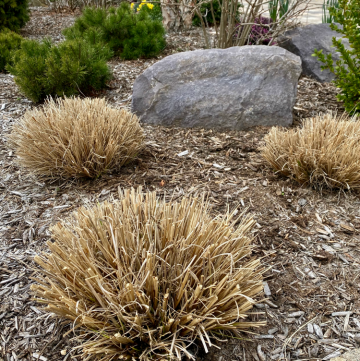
left=263, top=281, right=271, bottom=296
left=308, top=323, right=314, bottom=333
left=288, top=311, right=304, bottom=317
left=278, top=23, right=349, bottom=83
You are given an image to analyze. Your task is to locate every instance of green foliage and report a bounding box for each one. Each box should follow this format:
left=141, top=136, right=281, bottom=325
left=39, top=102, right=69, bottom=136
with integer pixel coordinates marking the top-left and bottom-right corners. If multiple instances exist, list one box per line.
left=268, top=0, right=292, bottom=22
left=322, top=0, right=339, bottom=23
left=137, top=1, right=163, bottom=22
left=7, top=37, right=112, bottom=103
left=63, top=3, right=166, bottom=60
left=193, top=0, right=222, bottom=26
left=193, top=0, right=241, bottom=27
left=313, top=0, right=360, bottom=113
left=0, top=28, right=22, bottom=72
left=0, top=0, right=29, bottom=32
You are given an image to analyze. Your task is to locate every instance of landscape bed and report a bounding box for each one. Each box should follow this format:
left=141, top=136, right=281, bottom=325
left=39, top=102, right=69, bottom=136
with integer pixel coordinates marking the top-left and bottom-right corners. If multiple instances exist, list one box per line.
left=0, top=7, right=359, bottom=361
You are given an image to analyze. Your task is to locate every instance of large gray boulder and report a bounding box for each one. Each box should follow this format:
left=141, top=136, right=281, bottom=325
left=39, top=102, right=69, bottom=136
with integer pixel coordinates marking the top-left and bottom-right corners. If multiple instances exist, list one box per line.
left=131, top=46, right=301, bottom=131
left=278, top=23, right=349, bottom=83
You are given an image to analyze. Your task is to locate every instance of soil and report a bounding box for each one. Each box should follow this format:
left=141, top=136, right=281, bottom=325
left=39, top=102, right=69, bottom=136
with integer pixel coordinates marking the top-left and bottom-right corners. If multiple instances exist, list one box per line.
left=0, top=8, right=359, bottom=361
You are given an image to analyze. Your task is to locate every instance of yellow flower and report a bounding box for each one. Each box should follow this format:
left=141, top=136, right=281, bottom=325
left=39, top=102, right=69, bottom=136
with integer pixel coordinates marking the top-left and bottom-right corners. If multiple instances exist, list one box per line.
left=134, top=0, right=154, bottom=11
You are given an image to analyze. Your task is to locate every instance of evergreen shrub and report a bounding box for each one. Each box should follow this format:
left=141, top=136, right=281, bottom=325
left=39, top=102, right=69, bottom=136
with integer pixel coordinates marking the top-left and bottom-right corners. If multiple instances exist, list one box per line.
left=63, top=2, right=166, bottom=60
left=0, top=0, right=29, bottom=32
left=0, top=28, right=22, bottom=72
left=313, top=0, right=360, bottom=113
left=7, top=37, right=112, bottom=102
left=31, top=187, right=264, bottom=359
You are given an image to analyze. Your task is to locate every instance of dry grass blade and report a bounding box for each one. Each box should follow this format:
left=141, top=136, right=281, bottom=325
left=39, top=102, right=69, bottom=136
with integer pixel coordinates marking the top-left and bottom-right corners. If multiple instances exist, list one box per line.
left=8, top=97, right=144, bottom=179
left=261, top=113, right=360, bottom=189
left=31, top=187, right=264, bottom=360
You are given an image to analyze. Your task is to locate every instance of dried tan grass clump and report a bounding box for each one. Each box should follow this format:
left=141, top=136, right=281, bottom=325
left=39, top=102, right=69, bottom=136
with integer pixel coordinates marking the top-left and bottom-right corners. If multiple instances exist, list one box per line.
left=8, top=97, right=144, bottom=179
left=31, top=187, right=264, bottom=361
left=261, top=113, right=360, bottom=189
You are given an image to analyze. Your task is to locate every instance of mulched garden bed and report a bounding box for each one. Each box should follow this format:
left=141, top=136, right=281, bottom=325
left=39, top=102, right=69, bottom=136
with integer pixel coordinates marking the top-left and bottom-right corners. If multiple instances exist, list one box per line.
left=0, top=8, right=358, bottom=361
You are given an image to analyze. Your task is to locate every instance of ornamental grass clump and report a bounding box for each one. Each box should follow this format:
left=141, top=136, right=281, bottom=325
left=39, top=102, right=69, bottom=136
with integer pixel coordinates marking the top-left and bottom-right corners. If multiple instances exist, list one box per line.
left=261, top=113, right=360, bottom=189
left=8, top=97, right=144, bottom=179
left=31, top=187, right=264, bottom=360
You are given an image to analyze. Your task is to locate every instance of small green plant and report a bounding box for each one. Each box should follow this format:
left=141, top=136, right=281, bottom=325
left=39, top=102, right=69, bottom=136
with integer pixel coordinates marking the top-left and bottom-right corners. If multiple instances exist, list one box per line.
left=7, top=37, right=112, bottom=102
left=193, top=0, right=222, bottom=26
left=133, top=0, right=163, bottom=22
left=131, top=0, right=154, bottom=12
left=313, top=0, right=360, bottom=113
left=322, top=0, right=339, bottom=23
left=193, top=0, right=242, bottom=27
left=63, top=2, right=166, bottom=60
left=268, top=0, right=292, bottom=22
left=0, top=29, right=23, bottom=72
left=0, top=0, right=30, bottom=32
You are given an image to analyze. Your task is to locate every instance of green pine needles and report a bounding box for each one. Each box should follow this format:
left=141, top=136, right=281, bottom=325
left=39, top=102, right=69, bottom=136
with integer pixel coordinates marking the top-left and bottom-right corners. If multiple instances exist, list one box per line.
left=7, top=38, right=112, bottom=102
left=63, top=2, right=166, bottom=60
left=5, top=2, right=165, bottom=102
left=0, top=29, right=23, bottom=72
left=313, top=0, right=360, bottom=113
left=0, top=0, right=30, bottom=32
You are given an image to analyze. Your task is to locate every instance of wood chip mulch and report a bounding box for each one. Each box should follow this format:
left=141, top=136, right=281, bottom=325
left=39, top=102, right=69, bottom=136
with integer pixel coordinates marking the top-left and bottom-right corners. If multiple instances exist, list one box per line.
left=1, top=8, right=359, bottom=361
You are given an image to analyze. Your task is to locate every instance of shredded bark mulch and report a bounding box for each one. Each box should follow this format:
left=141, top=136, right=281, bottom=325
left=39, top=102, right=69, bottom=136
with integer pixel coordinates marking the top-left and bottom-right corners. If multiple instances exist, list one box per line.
left=0, top=8, right=359, bottom=361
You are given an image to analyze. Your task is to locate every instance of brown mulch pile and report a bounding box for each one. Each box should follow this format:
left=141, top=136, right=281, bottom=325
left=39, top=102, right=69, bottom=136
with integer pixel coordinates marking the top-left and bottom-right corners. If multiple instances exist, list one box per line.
left=1, top=8, right=359, bottom=361
left=20, top=7, right=77, bottom=42
left=293, top=77, right=345, bottom=124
